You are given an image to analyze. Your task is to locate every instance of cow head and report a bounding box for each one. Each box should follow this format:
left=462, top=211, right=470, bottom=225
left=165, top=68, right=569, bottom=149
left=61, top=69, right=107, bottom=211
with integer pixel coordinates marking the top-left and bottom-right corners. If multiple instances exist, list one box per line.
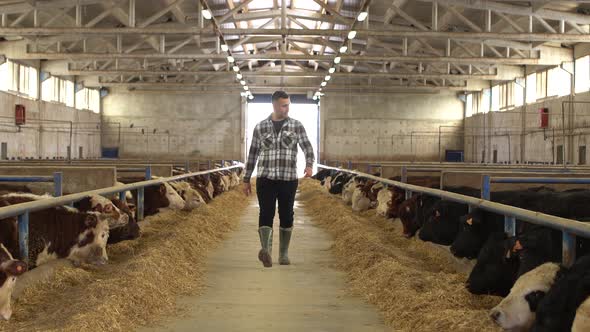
left=67, top=213, right=110, bottom=266
left=451, top=210, right=486, bottom=259
left=489, top=263, right=559, bottom=330
left=0, top=244, right=27, bottom=321
left=398, top=196, right=418, bottom=238
left=75, top=195, right=129, bottom=229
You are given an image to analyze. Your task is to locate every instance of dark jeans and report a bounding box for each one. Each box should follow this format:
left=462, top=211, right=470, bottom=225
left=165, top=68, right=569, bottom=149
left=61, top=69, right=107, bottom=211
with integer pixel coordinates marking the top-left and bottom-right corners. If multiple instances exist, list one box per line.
left=256, top=177, right=298, bottom=228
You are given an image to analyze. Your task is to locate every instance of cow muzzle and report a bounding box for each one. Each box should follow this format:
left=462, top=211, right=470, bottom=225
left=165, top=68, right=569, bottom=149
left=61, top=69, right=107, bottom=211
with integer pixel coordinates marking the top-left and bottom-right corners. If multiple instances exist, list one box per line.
left=0, top=307, right=12, bottom=321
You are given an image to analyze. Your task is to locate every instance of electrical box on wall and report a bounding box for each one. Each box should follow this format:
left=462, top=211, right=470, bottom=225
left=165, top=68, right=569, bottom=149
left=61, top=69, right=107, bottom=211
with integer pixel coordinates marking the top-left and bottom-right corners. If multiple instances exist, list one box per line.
left=15, top=104, right=25, bottom=126
left=539, top=107, right=549, bottom=128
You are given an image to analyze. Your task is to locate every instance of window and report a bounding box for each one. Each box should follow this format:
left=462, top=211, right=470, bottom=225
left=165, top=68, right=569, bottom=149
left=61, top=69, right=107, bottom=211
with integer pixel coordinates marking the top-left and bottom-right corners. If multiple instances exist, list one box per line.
left=491, top=85, right=500, bottom=112
left=481, top=88, right=490, bottom=113
left=42, top=76, right=74, bottom=107
left=526, top=73, right=536, bottom=103
left=465, top=93, right=473, bottom=117
left=514, top=79, right=524, bottom=107
left=575, top=55, right=590, bottom=93
left=536, top=70, right=548, bottom=99
left=548, top=67, right=571, bottom=97
left=0, top=60, right=37, bottom=98
left=76, top=87, right=100, bottom=113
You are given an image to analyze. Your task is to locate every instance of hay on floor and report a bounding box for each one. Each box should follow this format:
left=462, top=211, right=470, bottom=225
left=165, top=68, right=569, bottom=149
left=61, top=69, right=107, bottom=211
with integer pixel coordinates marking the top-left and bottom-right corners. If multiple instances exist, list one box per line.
left=297, top=179, right=501, bottom=332
left=1, top=188, right=249, bottom=332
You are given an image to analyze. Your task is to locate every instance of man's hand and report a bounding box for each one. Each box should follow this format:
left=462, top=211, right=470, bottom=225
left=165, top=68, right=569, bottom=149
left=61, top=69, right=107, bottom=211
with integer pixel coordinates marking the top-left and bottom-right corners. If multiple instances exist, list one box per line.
left=243, top=182, right=252, bottom=196
left=304, top=167, right=313, bottom=178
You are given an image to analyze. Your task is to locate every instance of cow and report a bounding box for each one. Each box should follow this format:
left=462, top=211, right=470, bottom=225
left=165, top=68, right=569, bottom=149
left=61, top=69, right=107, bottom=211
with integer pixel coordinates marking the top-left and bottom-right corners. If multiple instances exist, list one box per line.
left=489, top=262, right=560, bottom=330
left=0, top=243, right=27, bottom=321
left=418, top=200, right=467, bottom=245
left=342, top=176, right=364, bottom=205
left=385, top=187, right=405, bottom=219
left=0, top=194, right=110, bottom=268
left=466, top=232, right=520, bottom=297
left=351, top=180, right=382, bottom=212
left=119, top=178, right=186, bottom=216
left=209, top=172, right=225, bottom=197
left=312, top=169, right=332, bottom=181
left=530, top=255, right=590, bottom=332
left=450, top=208, right=505, bottom=259
left=169, top=181, right=206, bottom=210
left=398, top=194, right=440, bottom=238
left=376, top=186, right=393, bottom=217
left=72, top=194, right=139, bottom=244
left=186, top=175, right=213, bottom=203
left=466, top=224, right=562, bottom=297
left=329, top=173, right=353, bottom=195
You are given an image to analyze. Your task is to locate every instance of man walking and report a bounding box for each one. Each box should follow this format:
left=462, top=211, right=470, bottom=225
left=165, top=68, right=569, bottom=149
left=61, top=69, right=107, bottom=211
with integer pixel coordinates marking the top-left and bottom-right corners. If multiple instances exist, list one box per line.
left=243, top=91, right=315, bottom=268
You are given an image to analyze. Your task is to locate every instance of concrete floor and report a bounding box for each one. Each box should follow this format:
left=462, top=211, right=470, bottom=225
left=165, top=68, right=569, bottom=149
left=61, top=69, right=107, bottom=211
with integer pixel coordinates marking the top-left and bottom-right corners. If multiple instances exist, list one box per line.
left=142, top=197, right=389, bottom=332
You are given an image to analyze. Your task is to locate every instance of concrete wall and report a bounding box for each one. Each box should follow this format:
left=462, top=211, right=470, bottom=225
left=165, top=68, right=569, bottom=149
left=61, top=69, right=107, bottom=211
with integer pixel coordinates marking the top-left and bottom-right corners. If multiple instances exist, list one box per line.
left=320, top=92, right=464, bottom=161
left=0, top=91, right=101, bottom=159
left=465, top=91, right=590, bottom=164
left=101, top=89, right=243, bottom=160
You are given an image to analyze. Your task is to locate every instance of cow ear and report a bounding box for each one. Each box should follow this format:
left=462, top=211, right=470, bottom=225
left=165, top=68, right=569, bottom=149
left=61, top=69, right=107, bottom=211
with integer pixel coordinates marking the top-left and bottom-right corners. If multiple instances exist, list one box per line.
left=435, top=210, right=441, bottom=217
left=0, top=260, right=27, bottom=276
left=405, top=206, right=411, bottom=212
left=78, top=231, right=95, bottom=247
left=525, top=291, right=546, bottom=312
left=94, top=203, right=103, bottom=212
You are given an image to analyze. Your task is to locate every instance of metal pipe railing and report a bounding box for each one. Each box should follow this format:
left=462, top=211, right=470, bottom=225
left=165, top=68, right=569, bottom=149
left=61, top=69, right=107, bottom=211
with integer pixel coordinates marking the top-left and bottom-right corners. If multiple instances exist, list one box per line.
left=318, top=164, right=590, bottom=267
left=2, top=164, right=242, bottom=264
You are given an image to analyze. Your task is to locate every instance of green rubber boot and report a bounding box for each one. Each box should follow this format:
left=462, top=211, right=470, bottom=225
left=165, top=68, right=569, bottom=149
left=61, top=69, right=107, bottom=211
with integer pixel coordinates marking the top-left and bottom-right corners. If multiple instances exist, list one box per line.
left=279, top=227, right=293, bottom=265
left=258, top=226, right=273, bottom=268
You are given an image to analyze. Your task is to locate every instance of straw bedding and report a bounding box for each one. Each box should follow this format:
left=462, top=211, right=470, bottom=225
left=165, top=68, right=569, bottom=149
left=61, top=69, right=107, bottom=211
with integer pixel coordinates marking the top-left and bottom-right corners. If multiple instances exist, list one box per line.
left=1, top=188, right=248, bottom=332
left=297, top=179, right=502, bottom=332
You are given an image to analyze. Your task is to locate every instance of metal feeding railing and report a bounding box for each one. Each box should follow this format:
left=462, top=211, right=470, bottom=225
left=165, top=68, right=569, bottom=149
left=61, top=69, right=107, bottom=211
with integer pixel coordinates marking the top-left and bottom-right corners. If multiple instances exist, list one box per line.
left=0, top=164, right=243, bottom=264
left=317, top=164, right=590, bottom=267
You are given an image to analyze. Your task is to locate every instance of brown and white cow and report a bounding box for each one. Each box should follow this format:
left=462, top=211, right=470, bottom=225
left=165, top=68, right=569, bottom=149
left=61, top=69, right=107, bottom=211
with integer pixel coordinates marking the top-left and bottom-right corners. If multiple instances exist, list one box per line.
left=0, top=194, right=110, bottom=268
left=169, top=181, right=206, bottom=210
left=0, top=244, right=27, bottom=320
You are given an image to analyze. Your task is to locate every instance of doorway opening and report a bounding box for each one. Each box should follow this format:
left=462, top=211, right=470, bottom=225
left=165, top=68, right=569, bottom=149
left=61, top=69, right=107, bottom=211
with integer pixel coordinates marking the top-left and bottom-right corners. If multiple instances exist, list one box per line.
left=245, top=100, right=319, bottom=178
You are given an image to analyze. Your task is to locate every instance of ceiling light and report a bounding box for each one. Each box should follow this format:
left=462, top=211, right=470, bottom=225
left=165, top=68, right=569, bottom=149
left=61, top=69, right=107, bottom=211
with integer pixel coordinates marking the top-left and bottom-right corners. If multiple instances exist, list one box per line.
left=348, top=31, right=357, bottom=39
left=339, top=46, right=348, bottom=53
left=321, top=81, right=327, bottom=87
left=227, top=56, right=234, bottom=63
left=240, top=80, right=246, bottom=85
left=269, top=61, right=276, bottom=67
left=357, top=11, right=368, bottom=22
left=312, top=95, right=317, bottom=100
left=244, top=86, right=249, bottom=90
left=325, top=75, right=331, bottom=81
left=233, top=65, right=239, bottom=72
left=329, top=67, right=335, bottom=74
left=236, top=73, right=242, bottom=79
left=202, top=9, right=212, bottom=20
left=221, top=44, right=229, bottom=52
left=334, top=56, right=341, bottom=64
left=248, top=94, right=254, bottom=100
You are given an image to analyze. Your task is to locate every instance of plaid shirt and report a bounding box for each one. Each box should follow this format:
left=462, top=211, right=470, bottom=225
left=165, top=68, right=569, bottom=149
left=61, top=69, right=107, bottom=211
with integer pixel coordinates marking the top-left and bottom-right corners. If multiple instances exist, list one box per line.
left=244, top=115, right=315, bottom=182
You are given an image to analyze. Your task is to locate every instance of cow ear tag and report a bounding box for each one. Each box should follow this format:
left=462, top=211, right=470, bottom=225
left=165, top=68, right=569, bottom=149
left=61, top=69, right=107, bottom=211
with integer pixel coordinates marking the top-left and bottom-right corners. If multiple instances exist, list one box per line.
left=435, top=210, right=441, bottom=217
left=466, top=218, right=473, bottom=225
left=405, top=206, right=410, bottom=212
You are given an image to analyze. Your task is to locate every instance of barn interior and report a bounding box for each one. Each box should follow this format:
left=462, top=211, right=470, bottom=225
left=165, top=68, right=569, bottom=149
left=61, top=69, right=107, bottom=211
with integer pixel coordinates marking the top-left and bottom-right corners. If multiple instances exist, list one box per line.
left=1, top=1, right=590, bottom=331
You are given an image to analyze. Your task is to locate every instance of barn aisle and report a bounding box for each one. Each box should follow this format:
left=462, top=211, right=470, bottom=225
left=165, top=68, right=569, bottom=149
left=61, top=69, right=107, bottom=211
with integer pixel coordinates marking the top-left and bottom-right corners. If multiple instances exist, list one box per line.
left=142, top=193, right=389, bottom=332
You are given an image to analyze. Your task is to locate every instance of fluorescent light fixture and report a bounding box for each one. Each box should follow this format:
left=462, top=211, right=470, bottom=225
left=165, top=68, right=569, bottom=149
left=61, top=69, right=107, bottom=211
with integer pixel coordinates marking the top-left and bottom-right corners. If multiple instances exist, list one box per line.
left=357, top=11, right=368, bottom=21
left=236, top=73, right=242, bottom=79
left=221, top=44, right=229, bottom=52
left=339, top=46, right=348, bottom=53
left=233, top=66, right=239, bottom=72
left=325, top=75, right=331, bottom=81
left=321, top=81, right=327, bottom=87
left=240, top=80, right=246, bottom=85
left=329, top=67, right=335, bottom=74
left=227, top=56, right=234, bottom=63
left=244, top=86, right=249, bottom=90
left=348, top=31, right=357, bottom=39
left=202, top=9, right=212, bottom=20
left=334, top=56, right=341, bottom=64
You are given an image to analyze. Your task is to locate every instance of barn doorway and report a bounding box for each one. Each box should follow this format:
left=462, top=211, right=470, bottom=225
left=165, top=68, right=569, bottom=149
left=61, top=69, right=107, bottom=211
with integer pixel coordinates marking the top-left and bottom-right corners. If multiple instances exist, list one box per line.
left=245, top=97, right=319, bottom=178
